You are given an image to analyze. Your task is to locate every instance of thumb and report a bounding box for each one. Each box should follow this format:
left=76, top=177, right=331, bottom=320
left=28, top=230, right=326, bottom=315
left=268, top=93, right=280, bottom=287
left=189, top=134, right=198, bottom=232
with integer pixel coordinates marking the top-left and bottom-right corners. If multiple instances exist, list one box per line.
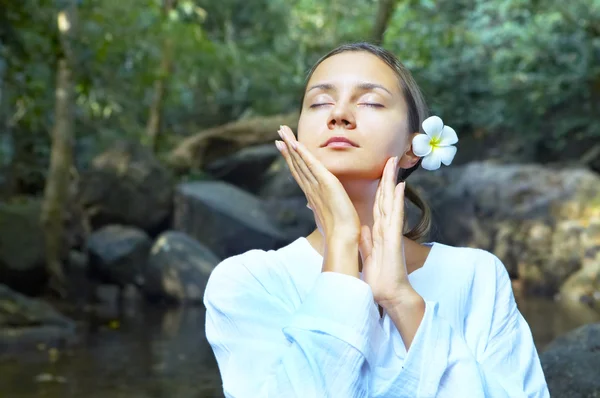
left=359, top=225, right=373, bottom=264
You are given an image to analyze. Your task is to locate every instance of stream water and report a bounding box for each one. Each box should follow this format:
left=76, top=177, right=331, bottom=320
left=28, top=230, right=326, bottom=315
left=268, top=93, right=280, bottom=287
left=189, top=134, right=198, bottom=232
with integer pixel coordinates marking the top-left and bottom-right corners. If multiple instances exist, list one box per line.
left=0, top=292, right=599, bottom=398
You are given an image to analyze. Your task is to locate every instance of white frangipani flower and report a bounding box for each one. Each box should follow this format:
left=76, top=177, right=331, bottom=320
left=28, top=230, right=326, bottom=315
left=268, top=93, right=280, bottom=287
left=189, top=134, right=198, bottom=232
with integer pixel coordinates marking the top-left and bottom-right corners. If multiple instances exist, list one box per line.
left=411, top=116, right=458, bottom=171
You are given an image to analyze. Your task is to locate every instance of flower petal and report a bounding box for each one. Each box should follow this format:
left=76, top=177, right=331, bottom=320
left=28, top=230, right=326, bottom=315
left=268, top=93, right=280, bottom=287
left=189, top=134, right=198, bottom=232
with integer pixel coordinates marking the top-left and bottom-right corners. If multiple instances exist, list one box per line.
left=439, top=125, right=458, bottom=146
left=438, top=145, right=457, bottom=166
left=411, top=134, right=432, bottom=157
left=422, top=116, right=443, bottom=138
left=421, top=151, right=442, bottom=171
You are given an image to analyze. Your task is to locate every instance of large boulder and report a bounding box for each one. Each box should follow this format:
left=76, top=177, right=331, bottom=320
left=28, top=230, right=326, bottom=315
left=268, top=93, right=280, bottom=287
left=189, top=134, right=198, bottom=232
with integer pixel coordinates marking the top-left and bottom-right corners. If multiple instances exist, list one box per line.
left=559, top=221, right=600, bottom=308
left=0, top=284, right=76, bottom=358
left=86, top=225, right=152, bottom=288
left=540, top=323, right=600, bottom=397
left=77, top=141, right=174, bottom=234
left=203, top=145, right=305, bottom=199
left=258, top=157, right=304, bottom=198
left=261, top=197, right=315, bottom=239
left=408, top=162, right=600, bottom=297
left=173, top=181, right=287, bottom=258
left=142, top=231, right=220, bottom=304
left=204, top=144, right=280, bottom=194
left=0, top=199, right=47, bottom=295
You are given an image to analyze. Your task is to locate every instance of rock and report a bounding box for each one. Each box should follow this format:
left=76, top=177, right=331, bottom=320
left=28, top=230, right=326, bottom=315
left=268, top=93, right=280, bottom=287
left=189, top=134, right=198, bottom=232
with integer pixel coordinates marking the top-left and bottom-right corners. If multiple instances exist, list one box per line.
left=258, top=157, right=304, bottom=198
left=86, top=225, right=152, bottom=289
left=0, top=284, right=76, bottom=358
left=0, top=199, right=47, bottom=295
left=64, top=250, right=93, bottom=306
left=559, top=218, right=600, bottom=308
left=261, top=197, right=315, bottom=239
left=408, top=162, right=600, bottom=295
left=142, top=231, right=220, bottom=304
left=173, top=181, right=287, bottom=259
left=77, top=141, right=174, bottom=234
left=540, top=323, right=600, bottom=397
left=0, top=284, right=74, bottom=329
left=205, top=144, right=280, bottom=194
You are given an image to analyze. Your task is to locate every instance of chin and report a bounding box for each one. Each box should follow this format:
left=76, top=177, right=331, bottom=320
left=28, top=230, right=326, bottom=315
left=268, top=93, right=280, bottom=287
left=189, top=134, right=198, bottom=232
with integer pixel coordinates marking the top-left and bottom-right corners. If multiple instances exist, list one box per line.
left=320, top=157, right=381, bottom=180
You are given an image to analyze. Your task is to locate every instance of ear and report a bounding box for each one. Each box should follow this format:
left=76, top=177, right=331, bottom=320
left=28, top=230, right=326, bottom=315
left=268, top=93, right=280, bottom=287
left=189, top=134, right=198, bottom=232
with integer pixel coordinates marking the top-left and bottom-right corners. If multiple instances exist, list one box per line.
left=398, top=132, right=421, bottom=169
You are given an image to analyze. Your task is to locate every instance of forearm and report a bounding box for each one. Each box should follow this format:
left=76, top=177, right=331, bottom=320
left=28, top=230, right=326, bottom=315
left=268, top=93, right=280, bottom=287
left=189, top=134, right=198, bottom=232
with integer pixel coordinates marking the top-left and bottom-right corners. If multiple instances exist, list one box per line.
left=384, top=289, right=425, bottom=350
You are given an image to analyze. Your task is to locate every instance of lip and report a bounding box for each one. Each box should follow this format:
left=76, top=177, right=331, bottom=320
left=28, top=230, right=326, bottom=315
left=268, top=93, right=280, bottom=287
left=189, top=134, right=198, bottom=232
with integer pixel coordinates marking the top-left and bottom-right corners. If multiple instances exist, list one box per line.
left=321, top=136, right=359, bottom=148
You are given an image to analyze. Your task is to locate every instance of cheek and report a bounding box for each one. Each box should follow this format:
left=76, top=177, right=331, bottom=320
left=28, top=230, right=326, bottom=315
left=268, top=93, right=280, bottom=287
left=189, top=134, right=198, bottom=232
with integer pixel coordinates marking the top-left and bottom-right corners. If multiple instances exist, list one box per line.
left=368, top=127, right=408, bottom=157
left=296, top=113, right=310, bottom=142
left=297, top=113, right=323, bottom=147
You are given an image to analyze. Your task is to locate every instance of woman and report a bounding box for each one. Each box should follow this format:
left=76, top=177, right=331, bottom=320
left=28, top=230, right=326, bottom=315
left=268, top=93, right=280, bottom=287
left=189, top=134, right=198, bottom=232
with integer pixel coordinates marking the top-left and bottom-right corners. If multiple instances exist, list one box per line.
left=203, top=42, right=550, bottom=397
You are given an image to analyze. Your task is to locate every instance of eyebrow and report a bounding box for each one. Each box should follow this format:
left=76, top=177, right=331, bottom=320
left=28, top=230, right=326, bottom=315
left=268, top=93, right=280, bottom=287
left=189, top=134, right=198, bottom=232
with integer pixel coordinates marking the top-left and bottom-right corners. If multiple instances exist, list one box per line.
left=306, top=82, right=393, bottom=96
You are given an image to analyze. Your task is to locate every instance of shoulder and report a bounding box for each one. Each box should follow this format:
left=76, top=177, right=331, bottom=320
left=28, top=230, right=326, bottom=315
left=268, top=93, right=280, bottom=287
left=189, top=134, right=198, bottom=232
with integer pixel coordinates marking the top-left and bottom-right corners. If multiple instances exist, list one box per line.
left=203, top=238, right=306, bottom=306
left=203, top=248, right=274, bottom=301
left=432, top=243, right=508, bottom=282
left=428, top=243, right=512, bottom=301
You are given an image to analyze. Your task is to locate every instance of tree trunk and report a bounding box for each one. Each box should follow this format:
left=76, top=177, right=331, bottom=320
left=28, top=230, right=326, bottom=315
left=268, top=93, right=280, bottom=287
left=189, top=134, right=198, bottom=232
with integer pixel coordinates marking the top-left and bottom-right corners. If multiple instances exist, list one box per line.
left=371, top=0, right=399, bottom=45
left=41, top=5, right=76, bottom=296
left=145, top=0, right=177, bottom=152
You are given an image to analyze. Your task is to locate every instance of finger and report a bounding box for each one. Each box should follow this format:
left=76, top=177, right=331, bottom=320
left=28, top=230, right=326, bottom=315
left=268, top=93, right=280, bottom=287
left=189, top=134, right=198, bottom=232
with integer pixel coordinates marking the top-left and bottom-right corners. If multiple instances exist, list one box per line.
left=391, top=181, right=406, bottom=236
left=277, top=128, right=310, bottom=185
left=276, top=139, right=309, bottom=193
left=281, top=125, right=330, bottom=183
left=358, top=225, right=373, bottom=264
left=279, top=126, right=318, bottom=186
left=393, top=155, right=401, bottom=182
left=383, top=157, right=398, bottom=221
left=374, top=168, right=384, bottom=223
left=378, top=157, right=393, bottom=219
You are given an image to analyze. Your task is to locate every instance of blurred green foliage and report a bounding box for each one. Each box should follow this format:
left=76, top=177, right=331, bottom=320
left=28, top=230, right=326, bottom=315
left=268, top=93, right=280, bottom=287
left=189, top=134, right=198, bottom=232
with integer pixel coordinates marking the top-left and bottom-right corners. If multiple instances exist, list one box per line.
left=0, top=0, right=598, bottom=193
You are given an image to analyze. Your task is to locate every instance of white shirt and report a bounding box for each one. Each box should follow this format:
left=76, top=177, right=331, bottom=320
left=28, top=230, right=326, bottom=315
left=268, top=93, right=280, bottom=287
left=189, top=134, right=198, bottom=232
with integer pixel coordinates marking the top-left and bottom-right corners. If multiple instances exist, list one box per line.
left=203, top=237, right=550, bottom=398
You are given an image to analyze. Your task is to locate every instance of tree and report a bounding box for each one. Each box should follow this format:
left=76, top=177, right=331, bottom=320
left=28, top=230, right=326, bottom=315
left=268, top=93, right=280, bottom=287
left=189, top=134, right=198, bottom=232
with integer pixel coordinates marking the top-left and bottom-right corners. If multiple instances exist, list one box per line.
left=146, top=0, right=178, bottom=152
left=41, top=1, right=77, bottom=296
left=371, top=0, right=399, bottom=45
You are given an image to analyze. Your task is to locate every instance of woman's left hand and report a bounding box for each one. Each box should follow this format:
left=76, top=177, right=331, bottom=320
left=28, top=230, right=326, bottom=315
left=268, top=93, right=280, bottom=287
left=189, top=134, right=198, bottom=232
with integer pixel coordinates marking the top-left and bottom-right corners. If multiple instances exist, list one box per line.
left=359, top=157, right=420, bottom=310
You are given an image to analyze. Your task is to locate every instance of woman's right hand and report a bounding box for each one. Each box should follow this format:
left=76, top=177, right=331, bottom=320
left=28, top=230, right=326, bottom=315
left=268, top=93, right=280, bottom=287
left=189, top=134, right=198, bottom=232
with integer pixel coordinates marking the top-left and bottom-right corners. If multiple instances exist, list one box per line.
left=275, top=125, right=361, bottom=244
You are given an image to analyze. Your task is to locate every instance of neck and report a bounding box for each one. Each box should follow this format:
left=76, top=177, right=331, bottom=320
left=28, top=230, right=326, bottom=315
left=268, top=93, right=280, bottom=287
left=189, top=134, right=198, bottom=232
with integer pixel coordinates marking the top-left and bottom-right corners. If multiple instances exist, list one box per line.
left=306, top=177, right=431, bottom=274
left=340, top=178, right=379, bottom=229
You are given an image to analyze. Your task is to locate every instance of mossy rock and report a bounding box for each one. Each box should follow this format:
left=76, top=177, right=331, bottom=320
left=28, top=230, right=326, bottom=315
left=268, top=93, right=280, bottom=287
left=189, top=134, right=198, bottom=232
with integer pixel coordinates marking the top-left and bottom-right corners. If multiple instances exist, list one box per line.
left=0, top=198, right=47, bottom=295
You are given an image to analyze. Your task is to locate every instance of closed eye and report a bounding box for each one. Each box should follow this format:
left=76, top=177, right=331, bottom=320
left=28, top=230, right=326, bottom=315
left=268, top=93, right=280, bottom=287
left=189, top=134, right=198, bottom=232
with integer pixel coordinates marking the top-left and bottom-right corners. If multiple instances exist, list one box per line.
left=310, top=103, right=384, bottom=108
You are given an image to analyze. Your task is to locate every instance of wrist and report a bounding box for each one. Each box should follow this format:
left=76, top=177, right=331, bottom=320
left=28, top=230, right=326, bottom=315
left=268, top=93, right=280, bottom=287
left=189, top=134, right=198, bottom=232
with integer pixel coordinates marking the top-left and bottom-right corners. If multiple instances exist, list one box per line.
left=322, top=238, right=360, bottom=278
left=327, top=232, right=359, bottom=247
left=380, top=287, right=424, bottom=312
left=385, top=291, right=425, bottom=350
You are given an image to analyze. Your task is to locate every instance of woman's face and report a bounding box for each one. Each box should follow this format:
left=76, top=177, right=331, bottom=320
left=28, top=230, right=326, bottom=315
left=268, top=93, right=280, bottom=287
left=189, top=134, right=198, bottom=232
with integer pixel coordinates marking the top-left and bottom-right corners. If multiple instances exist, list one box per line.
left=298, top=51, right=416, bottom=180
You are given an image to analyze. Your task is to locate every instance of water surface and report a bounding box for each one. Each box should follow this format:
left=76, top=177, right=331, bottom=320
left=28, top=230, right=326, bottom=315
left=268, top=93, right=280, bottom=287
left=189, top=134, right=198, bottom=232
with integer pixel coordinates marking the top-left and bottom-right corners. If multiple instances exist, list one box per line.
left=0, top=292, right=598, bottom=398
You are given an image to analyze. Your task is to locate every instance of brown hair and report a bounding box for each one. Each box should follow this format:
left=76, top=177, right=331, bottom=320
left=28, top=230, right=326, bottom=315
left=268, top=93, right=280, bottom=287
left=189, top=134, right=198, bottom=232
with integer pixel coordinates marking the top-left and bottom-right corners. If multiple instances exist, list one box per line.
left=300, top=42, right=432, bottom=241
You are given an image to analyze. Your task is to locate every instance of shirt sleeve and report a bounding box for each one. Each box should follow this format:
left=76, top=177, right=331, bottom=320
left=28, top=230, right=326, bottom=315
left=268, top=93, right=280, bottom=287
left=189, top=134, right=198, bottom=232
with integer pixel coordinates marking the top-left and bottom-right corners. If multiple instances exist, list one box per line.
left=203, top=252, right=384, bottom=398
left=376, top=253, right=550, bottom=398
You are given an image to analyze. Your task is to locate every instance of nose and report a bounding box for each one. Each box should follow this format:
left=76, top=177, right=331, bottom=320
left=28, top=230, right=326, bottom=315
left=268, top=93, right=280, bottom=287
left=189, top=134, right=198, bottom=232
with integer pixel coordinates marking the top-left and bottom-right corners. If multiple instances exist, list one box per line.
left=327, top=103, right=356, bottom=130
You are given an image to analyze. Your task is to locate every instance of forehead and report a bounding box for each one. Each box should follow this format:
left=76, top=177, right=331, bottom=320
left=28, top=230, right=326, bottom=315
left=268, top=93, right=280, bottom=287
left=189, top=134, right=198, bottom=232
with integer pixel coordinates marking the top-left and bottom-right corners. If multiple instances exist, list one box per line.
left=307, top=51, right=401, bottom=94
